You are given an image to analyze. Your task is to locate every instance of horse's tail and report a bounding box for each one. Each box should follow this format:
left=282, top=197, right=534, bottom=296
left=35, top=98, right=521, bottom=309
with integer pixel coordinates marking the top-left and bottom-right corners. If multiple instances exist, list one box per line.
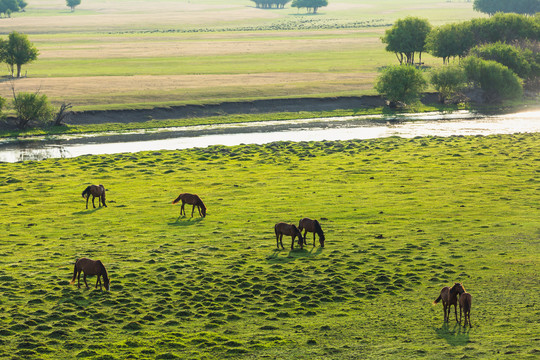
left=433, top=295, right=442, bottom=305
left=82, top=186, right=91, bottom=198
left=69, top=260, right=78, bottom=285
left=172, top=194, right=183, bottom=204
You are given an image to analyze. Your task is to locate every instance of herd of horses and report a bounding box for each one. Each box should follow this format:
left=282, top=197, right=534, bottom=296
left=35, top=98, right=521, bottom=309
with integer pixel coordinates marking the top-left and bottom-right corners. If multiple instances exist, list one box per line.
left=77, top=185, right=473, bottom=327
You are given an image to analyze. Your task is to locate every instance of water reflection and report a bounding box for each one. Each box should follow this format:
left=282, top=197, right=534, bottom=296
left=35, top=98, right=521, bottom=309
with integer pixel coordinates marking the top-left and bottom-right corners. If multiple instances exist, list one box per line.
left=0, top=110, right=538, bottom=163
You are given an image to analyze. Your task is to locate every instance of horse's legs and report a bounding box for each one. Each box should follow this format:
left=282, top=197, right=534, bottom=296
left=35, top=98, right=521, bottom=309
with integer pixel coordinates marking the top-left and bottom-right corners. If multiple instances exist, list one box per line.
left=454, top=304, right=458, bottom=323
left=443, top=302, right=448, bottom=322
left=459, top=305, right=462, bottom=325
left=180, top=202, right=185, bottom=216
left=291, top=235, right=295, bottom=250
left=313, top=232, right=316, bottom=246
left=77, top=271, right=82, bottom=288
left=279, top=234, right=284, bottom=249
left=92, top=196, right=96, bottom=208
left=191, top=204, right=196, bottom=217
left=83, top=273, right=89, bottom=288
left=85, top=197, right=89, bottom=209
left=102, top=195, right=107, bottom=207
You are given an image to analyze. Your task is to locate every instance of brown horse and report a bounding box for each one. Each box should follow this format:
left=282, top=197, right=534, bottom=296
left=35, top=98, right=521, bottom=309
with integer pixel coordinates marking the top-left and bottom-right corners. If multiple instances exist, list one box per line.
left=172, top=193, right=206, bottom=217
left=457, top=284, right=472, bottom=327
left=274, top=222, right=303, bottom=250
left=433, top=283, right=462, bottom=323
left=82, top=184, right=106, bottom=209
left=70, top=257, right=110, bottom=291
left=298, top=218, right=325, bottom=247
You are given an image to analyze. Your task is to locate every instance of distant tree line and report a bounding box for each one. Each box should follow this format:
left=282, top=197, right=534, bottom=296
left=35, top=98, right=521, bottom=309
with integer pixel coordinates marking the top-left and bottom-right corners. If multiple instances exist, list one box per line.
left=0, top=0, right=27, bottom=17
left=250, top=0, right=290, bottom=9
left=378, top=13, right=539, bottom=105
left=473, top=0, right=539, bottom=15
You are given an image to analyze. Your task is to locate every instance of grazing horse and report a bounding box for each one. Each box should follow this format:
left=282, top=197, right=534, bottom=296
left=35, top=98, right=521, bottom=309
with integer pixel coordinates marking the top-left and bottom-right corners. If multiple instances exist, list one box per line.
left=172, top=193, right=206, bottom=217
left=70, top=257, right=110, bottom=291
left=298, top=218, right=325, bottom=247
left=433, top=283, right=462, bottom=323
left=274, top=222, right=303, bottom=250
left=82, top=184, right=106, bottom=209
left=456, top=284, right=473, bottom=327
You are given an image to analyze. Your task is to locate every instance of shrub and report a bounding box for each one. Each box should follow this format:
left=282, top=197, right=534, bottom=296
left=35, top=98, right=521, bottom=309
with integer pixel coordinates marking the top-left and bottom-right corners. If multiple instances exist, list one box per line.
left=375, top=65, right=428, bottom=107
left=461, top=56, right=523, bottom=102
left=430, top=65, right=467, bottom=103
left=12, top=92, right=54, bottom=129
left=470, top=42, right=533, bottom=79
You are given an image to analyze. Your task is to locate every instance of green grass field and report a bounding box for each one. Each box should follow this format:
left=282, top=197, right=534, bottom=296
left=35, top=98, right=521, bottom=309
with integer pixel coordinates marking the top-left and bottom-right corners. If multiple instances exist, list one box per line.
left=0, top=0, right=482, bottom=110
left=0, top=134, right=538, bottom=359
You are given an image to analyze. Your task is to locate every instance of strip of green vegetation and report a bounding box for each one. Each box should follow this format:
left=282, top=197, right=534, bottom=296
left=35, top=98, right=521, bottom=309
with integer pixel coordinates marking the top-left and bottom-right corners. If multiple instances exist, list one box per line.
left=0, top=133, right=537, bottom=359
left=0, top=103, right=465, bottom=138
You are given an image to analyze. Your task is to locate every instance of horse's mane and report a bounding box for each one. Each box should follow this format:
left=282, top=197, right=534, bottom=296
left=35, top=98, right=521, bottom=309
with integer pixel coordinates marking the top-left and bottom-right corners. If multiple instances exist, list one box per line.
left=197, top=196, right=207, bottom=211
left=314, top=220, right=324, bottom=235
left=98, top=260, right=109, bottom=281
left=82, top=186, right=91, bottom=197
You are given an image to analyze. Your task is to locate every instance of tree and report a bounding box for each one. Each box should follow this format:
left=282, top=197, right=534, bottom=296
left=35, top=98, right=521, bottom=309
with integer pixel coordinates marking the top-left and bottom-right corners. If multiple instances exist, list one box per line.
left=462, top=56, right=523, bottom=102
left=0, top=32, right=39, bottom=78
left=381, top=17, right=432, bottom=65
left=291, top=0, right=328, bottom=14
left=0, top=0, right=20, bottom=17
left=473, top=0, right=540, bottom=16
left=426, top=23, right=475, bottom=64
left=12, top=91, right=55, bottom=129
left=469, top=42, right=533, bottom=79
left=375, top=65, right=428, bottom=107
left=66, top=0, right=81, bottom=12
left=251, top=0, right=290, bottom=8
left=469, top=13, right=540, bottom=44
left=430, top=65, right=467, bottom=103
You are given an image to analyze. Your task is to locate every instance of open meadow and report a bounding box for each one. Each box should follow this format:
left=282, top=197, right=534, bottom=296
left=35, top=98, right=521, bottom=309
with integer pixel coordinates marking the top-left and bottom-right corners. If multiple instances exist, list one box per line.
left=0, top=134, right=538, bottom=359
left=0, top=0, right=482, bottom=110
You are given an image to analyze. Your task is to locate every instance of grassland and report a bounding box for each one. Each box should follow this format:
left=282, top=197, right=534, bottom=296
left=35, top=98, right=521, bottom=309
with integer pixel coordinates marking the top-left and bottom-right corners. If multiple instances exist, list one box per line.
left=0, top=0, right=482, bottom=110
left=0, top=133, right=538, bottom=359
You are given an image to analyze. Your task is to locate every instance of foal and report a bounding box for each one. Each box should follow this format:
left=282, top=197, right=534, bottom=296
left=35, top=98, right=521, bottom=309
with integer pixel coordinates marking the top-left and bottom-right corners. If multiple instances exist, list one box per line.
left=82, top=184, right=106, bottom=209
left=298, top=218, right=325, bottom=247
left=172, top=193, right=206, bottom=217
left=274, top=222, right=303, bottom=250
left=70, top=257, right=110, bottom=291
left=433, top=283, right=462, bottom=323
left=457, top=284, right=472, bottom=327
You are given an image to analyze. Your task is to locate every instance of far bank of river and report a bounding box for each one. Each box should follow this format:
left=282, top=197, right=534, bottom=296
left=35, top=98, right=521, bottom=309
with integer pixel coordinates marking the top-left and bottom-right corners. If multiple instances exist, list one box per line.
left=0, top=110, right=539, bottom=163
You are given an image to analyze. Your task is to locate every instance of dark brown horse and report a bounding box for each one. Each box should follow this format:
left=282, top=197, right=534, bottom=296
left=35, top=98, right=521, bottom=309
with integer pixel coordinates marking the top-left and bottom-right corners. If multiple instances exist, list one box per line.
left=457, top=284, right=472, bottom=327
left=70, top=257, right=110, bottom=291
left=433, top=283, right=462, bottom=323
left=172, top=193, right=206, bottom=217
left=82, top=184, right=106, bottom=209
left=274, top=222, right=303, bottom=250
left=298, top=218, right=325, bottom=247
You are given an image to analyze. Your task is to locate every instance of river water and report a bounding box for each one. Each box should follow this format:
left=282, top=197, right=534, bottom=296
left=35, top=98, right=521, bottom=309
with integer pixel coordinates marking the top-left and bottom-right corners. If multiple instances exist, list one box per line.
left=0, top=110, right=539, bottom=163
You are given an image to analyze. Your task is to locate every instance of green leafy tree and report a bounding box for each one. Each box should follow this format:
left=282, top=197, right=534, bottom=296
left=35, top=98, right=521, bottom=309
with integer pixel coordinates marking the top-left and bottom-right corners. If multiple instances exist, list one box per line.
left=12, top=91, right=54, bottom=129
left=426, top=23, right=475, bottom=64
left=66, top=0, right=81, bottom=12
left=17, top=0, right=27, bottom=11
left=469, top=13, right=540, bottom=44
left=0, top=0, right=20, bottom=17
left=381, top=17, right=432, bottom=65
left=462, top=56, right=523, bottom=102
left=291, top=0, right=328, bottom=14
left=430, top=65, right=467, bottom=103
left=473, top=0, right=540, bottom=16
left=375, top=65, right=428, bottom=107
left=0, top=31, right=39, bottom=78
left=251, top=0, right=290, bottom=8
left=469, top=42, right=533, bottom=79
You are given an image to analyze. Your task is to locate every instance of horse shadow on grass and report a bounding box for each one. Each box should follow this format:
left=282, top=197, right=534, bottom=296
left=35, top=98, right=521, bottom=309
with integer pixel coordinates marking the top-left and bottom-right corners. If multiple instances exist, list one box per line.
left=434, top=322, right=470, bottom=346
left=72, top=207, right=104, bottom=216
left=266, top=246, right=324, bottom=263
left=168, top=217, right=204, bottom=227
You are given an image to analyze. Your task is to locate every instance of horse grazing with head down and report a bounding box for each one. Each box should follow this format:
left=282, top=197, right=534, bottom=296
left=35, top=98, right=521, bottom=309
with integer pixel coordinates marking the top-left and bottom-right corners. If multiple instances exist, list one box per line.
left=172, top=193, right=206, bottom=217
left=433, top=283, right=462, bottom=323
left=274, top=222, right=303, bottom=250
left=70, top=257, right=110, bottom=291
left=298, top=218, right=325, bottom=247
left=456, top=283, right=472, bottom=327
left=82, top=184, right=106, bottom=209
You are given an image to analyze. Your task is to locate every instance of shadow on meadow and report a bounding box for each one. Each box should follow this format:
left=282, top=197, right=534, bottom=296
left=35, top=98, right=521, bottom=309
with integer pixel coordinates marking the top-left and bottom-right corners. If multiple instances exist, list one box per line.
left=72, top=207, right=104, bottom=216
left=434, top=322, right=470, bottom=346
left=266, top=246, right=324, bottom=263
left=168, top=217, right=205, bottom=226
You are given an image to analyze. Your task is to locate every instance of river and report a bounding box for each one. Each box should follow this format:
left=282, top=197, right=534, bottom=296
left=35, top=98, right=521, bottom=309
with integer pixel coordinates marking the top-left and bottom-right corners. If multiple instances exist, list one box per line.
left=0, top=110, right=539, bottom=163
